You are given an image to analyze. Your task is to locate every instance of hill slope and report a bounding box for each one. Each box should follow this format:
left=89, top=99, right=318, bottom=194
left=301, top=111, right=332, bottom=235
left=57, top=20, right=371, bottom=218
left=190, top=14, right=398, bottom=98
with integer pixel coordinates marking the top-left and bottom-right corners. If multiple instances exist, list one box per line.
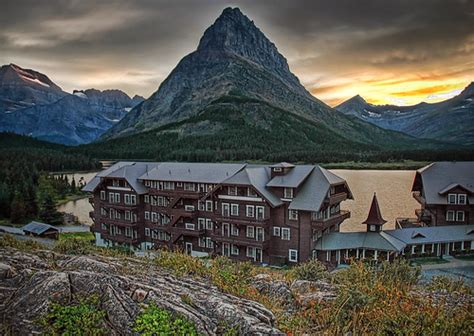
left=336, top=83, right=474, bottom=145
left=101, top=7, right=427, bottom=152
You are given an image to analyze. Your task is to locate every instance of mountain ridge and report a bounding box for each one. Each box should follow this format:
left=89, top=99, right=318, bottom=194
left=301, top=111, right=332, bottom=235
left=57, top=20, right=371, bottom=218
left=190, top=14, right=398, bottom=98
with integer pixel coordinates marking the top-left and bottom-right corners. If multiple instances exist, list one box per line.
left=336, top=82, right=474, bottom=145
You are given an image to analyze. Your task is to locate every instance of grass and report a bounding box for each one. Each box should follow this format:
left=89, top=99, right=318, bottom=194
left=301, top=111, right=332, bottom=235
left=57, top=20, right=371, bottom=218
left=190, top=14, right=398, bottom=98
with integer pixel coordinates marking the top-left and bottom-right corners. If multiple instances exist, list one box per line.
left=410, top=257, right=450, bottom=265
left=59, top=231, right=95, bottom=241
left=321, top=160, right=430, bottom=170
left=454, top=254, right=474, bottom=261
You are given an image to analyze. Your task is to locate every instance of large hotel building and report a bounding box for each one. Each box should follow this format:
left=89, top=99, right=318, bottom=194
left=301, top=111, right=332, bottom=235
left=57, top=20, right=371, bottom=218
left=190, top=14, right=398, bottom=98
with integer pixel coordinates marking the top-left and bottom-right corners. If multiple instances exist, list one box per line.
left=84, top=161, right=353, bottom=265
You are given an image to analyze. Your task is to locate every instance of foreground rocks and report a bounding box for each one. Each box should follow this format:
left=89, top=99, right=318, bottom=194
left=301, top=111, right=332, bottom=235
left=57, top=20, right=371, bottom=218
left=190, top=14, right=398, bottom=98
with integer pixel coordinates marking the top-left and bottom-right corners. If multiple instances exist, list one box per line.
left=0, top=248, right=283, bottom=335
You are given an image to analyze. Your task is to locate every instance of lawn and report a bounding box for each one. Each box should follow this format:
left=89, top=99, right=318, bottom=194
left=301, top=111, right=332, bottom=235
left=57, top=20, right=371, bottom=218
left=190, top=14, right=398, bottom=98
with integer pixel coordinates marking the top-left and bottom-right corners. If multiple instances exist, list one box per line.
left=59, top=231, right=95, bottom=242
left=410, top=257, right=449, bottom=266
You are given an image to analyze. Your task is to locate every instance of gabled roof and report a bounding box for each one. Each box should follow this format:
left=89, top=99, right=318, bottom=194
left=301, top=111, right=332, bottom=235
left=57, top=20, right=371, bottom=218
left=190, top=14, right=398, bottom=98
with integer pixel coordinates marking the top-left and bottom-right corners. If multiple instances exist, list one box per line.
left=314, top=231, right=405, bottom=252
left=413, top=161, right=474, bottom=205
left=289, top=165, right=352, bottom=212
left=22, top=221, right=59, bottom=235
left=139, top=162, right=246, bottom=184
left=269, top=162, right=295, bottom=168
left=384, top=224, right=474, bottom=245
left=82, top=161, right=161, bottom=194
left=222, top=167, right=283, bottom=207
left=266, top=165, right=313, bottom=188
left=438, top=183, right=474, bottom=195
left=362, top=193, right=387, bottom=226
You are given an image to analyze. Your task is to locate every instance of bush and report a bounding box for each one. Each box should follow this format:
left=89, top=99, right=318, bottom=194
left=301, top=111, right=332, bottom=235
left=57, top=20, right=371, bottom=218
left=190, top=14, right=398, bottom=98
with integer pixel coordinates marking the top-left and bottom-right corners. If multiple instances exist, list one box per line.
left=427, top=276, right=473, bottom=295
left=287, top=259, right=328, bottom=282
left=155, top=250, right=207, bottom=277
left=208, top=256, right=257, bottom=296
left=0, top=234, right=43, bottom=251
left=133, top=304, right=200, bottom=336
left=36, top=295, right=106, bottom=335
left=54, top=237, right=92, bottom=255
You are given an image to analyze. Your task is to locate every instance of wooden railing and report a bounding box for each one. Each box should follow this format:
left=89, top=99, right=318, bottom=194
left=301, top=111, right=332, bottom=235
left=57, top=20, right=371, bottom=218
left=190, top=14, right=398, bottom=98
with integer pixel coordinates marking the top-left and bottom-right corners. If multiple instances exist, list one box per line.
left=311, top=210, right=350, bottom=229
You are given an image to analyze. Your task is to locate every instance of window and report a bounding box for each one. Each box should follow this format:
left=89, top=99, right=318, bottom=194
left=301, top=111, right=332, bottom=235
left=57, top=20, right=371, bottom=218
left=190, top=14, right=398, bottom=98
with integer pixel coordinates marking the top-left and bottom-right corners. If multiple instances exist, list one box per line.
left=198, top=218, right=205, bottom=230
left=100, top=208, right=107, bottom=216
left=206, top=200, right=213, bottom=212
left=151, top=230, right=157, bottom=239
left=125, top=211, right=131, bottom=221
left=177, top=182, right=183, bottom=187
left=157, top=196, right=165, bottom=207
left=246, top=205, right=255, bottom=217
left=284, top=188, right=294, bottom=199
left=256, top=206, right=265, bottom=220
left=198, top=237, right=205, bottom=247
left=246, top=226, right=255, bottom=238
left=130, top=195, right=136, bottom=205
left=198, top=201, right=205, bottom=211
left=205, top=237, right=213, bottom=248
left=247, top=246, right=256, bottom=258
left=125, top=227, right=131, bottom=237
left=281, top=228, right=290, bottom=240
left=124, top=194, right=131, bottom=205
left=163, top=181, right=175, bottom=190
left=145, top=228, right=150, bottom=237
left=145, top=180, right=151, bottom=187
left=446, top=210, right=455, bottom=221
left=228, top=186, right=238, bottom=196
left=185, top=223, right=195, bottom=230
left=289, top=249, right=298, bottom=262
left=273, top=227, right=281, bottom=237
left=273, top=167, right=282, bottom=172
left=247, top=188, right=257, bottom=197
left=448, top=194, right=457, bottom=204
left=185, top=205, right=195, bottom=212
left=184, top=183, right=195, bottom=191
left=205, top=218, right=213, bottom=230
left=144, top=195, right=149, bottom=203
left=289, top=209, right=298, bottom=220
left=109, top=192, right=114, bottom=203
left=458, top=194, right=467, bottom=205
left=101, top=223, right=107, bottom=230
left=162, top=215, right=170, bottom=225
left=369, top=225, right=376, bottom=232
left=231, top=224, right=239, bottom=236
left=100, top=190, right=106, bottom=200
left=231, top=244, right=239, bottom=255
left=144, top=211, right=150, bottom=220
left=151, top=212, right=158, bottom=222
left=256, top=227, right=264, bottom=241
left=231, top=204, right=239, bottom=216
left=457, top=211, right=465, bottom=222
left=222, top=203, right=230, bottom=217
left=112, top=180, right=120, bottom=187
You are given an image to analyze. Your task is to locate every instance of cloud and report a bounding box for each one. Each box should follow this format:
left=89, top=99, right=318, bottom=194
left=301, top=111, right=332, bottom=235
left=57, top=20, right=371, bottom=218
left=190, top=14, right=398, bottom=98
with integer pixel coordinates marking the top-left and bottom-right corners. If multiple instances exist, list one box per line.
left=0, top=0, right=472, bottom=103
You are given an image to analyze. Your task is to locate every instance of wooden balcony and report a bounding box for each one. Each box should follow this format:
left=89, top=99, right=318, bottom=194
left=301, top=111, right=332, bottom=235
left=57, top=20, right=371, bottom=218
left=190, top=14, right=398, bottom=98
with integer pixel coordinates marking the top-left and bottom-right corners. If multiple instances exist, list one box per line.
left=326, top=192, right=348, bottom=206
left=210, top=233, right=269, bottom=249
left=415, top=209, right=431, bottom=223
left=102, top=218, right=139, bottom=227
left=149, top=189, right=205, bottom=199
left=214, top=215, right=269, bottom=226
left=412, top=192, right=425, bottom=205
left=311, top=210, right=350, bottom=230
left=100, top=232, right=140, bottom=245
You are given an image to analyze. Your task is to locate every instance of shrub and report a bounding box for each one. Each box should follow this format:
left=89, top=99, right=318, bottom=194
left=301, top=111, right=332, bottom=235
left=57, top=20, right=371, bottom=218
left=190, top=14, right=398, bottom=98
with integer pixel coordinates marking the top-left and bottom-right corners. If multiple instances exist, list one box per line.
left=133, top=304, right=200, bottom=336
left=0, top=234, right=43, bottom=251
left=154, top=250, right=207, bottom=277
left=427, top=276, right=473, bottom=295
left=36, top=295, right=106, bottom=335
left=287, top=259, right=328, bottom=282
left=208, top=256, right=257, bottom=296
left=54, top=237, right=92, bottom=255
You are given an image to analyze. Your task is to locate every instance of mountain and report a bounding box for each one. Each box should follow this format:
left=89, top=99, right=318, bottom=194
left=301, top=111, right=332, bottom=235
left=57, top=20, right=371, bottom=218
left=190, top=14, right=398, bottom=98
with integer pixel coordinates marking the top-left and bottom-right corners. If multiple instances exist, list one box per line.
left=0, top=64, right=143, bottom=145
left=101, top=7, right=427, bottom=153
left=0, top=63, right=66, bottom=112
left=336, top=83, right=474, bottom=145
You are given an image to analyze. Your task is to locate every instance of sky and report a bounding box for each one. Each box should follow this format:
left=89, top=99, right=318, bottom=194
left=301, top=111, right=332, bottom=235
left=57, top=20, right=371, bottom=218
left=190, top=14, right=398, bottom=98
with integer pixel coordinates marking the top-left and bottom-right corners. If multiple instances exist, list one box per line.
left=1, top=0, right=473, bottom=106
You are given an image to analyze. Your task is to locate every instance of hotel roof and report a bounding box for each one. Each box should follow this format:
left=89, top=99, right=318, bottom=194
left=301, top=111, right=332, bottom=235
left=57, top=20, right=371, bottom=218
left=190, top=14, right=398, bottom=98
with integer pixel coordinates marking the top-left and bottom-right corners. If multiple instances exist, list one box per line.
left=413, top=161, right=474, bottom=205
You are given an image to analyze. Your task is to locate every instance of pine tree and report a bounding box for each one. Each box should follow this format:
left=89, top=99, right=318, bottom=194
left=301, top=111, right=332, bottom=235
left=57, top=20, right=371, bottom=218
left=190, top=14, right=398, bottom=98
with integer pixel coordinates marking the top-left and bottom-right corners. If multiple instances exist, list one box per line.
left=39, top=193, right=63, bottom=225
left=71, top=177, right=77, bottom=193
left=10, top=191, right=27, bottom=224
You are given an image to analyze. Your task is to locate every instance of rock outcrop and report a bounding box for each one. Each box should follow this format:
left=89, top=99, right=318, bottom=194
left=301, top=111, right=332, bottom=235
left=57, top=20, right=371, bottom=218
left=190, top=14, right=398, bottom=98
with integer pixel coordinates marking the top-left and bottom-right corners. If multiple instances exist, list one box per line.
left=0, top=248, right=283, bottom=335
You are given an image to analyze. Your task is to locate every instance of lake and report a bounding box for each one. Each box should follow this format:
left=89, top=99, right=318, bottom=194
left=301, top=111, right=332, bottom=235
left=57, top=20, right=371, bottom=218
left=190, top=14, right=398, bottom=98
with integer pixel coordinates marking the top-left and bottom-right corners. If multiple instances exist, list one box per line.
left=58, top=169, right=418, bottom=231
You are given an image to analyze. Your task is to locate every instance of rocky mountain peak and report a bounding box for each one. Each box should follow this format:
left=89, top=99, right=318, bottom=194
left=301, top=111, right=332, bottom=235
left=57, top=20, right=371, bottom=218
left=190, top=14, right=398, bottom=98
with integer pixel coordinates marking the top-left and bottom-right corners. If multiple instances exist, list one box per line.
left=196, top=7, right=298, bottom=87
left=459, top=81, right=474, bottom=98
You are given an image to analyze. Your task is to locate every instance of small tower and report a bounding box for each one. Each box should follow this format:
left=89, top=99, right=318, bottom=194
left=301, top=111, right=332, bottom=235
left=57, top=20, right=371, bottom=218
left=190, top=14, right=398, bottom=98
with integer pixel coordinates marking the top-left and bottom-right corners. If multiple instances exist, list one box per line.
left=363, top=193, right=387, bottom=232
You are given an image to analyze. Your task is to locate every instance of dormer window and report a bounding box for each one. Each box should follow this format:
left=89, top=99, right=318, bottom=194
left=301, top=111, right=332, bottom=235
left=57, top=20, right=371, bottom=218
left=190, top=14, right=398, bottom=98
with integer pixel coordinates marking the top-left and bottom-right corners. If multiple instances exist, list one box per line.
left=273, top=167, right=282, bottom=172
left=458, top=194, right=467, bottom=205
left=247, top=188, right=258, bottom=197
left=284, top=188, right=294, bottom=199
left=448, top=194, right=457, bottom=204
left=228, top=186, right=237, bottom=196
left=112, top=179, right=120, bottom=187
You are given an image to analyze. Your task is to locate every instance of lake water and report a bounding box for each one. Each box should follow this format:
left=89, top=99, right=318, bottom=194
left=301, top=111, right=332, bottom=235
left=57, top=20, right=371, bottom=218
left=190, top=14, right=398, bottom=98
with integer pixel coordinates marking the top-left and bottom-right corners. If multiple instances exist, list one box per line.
left=58, top=169, right=418, bottom=231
